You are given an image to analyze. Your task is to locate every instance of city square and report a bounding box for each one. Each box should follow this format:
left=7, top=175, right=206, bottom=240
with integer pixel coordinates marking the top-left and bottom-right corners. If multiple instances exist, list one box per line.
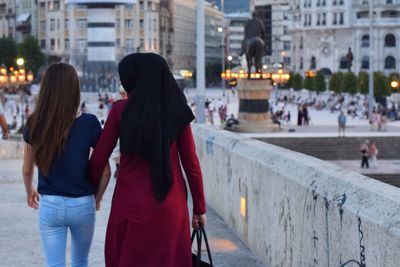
left=1, top=0, right=400, bottom=266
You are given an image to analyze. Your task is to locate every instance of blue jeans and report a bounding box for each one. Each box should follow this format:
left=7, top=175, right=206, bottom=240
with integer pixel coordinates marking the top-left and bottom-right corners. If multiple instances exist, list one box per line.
left=39, top=195, right=96, bottom=267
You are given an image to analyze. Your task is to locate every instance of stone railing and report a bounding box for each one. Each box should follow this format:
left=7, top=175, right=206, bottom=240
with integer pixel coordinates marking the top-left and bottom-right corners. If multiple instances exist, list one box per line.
left=192, top=124, right=400, bottom=267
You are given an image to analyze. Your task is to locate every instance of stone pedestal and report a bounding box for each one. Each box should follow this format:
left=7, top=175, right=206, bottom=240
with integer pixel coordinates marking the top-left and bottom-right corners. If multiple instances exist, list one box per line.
left=232, top=79, right=279, bottom=132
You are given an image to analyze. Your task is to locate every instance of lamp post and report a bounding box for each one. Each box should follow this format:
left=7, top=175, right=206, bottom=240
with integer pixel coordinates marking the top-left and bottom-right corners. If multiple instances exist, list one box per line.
left=218, top=0, right=225, bottom=98
left=368, top=1, right=375, bottom=121
left=195, top=0, right=206, bottom=123
left=391, top=80, right=400, bottom=108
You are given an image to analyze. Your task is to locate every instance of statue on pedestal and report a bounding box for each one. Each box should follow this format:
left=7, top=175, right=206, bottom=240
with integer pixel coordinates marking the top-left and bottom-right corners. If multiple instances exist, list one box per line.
left=346, top=47, right=353, bottom=72
left=240, top=12, right=265, bottom=78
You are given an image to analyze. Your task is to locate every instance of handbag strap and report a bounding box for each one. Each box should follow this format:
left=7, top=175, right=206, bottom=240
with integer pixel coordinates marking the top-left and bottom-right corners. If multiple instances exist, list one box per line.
left=191, top=229, right=202, bottom=266
left=200, top=227, right=214, bottom=266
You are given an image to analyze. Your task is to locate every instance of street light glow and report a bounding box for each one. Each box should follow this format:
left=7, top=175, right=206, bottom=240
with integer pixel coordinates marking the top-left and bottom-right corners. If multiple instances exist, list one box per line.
left=217, top=27, right=223, bottom=33
left=16, top=58, right=24, bottom=66
left=227, top=55, right=233, bottom=61
left=391, top=80, right=399, bottom=89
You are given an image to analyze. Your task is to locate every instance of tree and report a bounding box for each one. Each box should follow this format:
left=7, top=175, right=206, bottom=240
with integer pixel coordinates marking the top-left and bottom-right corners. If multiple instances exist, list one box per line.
left=388, top=72, right=400, bottom=84
left=18, top=35, right=46, bottom=75
left=314, top=71, right=326, bottom=94
left=284, top=71, right=294, bottom=89
left=374, top=72, right=390, bottom=98
left=0, top=37, right=17, bottom=67
left=292, top=73, right=303, bottom=91
left=329, top=72, right=344, bottom=93
left=303, top=75, right=314, bottom=91
left=343, top=72, right=357, bottom=94
left=357, top=71, right=369, bottom=95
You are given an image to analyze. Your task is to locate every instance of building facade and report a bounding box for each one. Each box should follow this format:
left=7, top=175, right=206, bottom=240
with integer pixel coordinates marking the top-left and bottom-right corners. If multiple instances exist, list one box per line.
left=0, top=0, right=16, bottom=38
left=291, top=0, right=400, bottom=75
left=167, top=0, right=222, bottom=72
left=254, top=0, right=292, bottom=69
left=224, top=12, right=250, bottom=65
left=214, top=0, right=250, bottom=14
left=15, top=0, right=37, bottom=43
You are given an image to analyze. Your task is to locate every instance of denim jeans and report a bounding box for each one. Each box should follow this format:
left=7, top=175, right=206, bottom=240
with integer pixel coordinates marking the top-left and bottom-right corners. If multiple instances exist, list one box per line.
left=39, top=195, right=96, bottom=267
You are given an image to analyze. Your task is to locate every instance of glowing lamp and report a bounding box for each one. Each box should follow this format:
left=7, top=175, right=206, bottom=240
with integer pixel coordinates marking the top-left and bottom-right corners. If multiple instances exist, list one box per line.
left=240, top=196, right=247, bottom=218
left=16, top=58, right=24, bottom=66
left=391, top=81, right=399, bottom=89
left=10, top=75, right=17, bottom=83
left=27, top=71, right=34, bottom=82
left=0, top=65, right=6, bottom=75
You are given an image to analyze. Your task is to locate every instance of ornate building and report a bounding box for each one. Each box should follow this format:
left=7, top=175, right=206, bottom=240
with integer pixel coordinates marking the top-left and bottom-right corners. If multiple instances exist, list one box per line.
left=291, top=0, right=400, bottom=75
left=0, top=0, right=15, bottom=38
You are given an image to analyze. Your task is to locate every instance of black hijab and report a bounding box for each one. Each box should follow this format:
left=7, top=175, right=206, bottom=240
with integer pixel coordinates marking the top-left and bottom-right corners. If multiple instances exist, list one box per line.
left=118, top=53, right=194, bottom=201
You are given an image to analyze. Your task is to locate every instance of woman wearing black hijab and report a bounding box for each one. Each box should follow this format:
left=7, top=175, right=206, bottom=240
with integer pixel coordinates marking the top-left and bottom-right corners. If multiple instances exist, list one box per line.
left=89, top=53, right=207, bottom=266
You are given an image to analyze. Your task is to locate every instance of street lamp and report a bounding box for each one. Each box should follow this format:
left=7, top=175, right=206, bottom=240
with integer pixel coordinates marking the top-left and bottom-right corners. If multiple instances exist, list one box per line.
left=16, top=58, right=24, bottom=66
left=391, top=80, right=400, bottom=107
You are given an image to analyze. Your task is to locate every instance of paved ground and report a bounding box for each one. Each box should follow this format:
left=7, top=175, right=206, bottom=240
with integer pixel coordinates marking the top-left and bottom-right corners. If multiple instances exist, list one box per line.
left=0, top=159, right=265, bottom=267
left=328, top=160, right=400, bottom=175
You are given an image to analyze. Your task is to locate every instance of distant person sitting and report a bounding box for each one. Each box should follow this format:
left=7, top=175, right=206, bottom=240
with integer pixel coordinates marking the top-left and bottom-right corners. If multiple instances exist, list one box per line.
left=338, top=110, right=347, bottom=137
left=224, top=114, right=239, bottom=130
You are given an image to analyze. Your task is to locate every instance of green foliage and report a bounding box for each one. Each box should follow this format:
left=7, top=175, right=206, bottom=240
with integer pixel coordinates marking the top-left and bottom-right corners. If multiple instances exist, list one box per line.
left=343, top=72, right=357, bottom=95
left=284, top=71, right=294, bottom=89
left=0, top=37, right=17, bottom=67
left=292, top=73, right=303, bottom=91
left=357, top=71, right=369, bottom=95
left=329, top=72, right=344, bottom=93
left=17, top=35, right=46, bottom=75
left=314, top=71, right=326, bottom=94
left=374, top=71, right=390, bottom=97
left=303, top=75, right=314, bottom=91
left=388, top=72, right=400, bottom=83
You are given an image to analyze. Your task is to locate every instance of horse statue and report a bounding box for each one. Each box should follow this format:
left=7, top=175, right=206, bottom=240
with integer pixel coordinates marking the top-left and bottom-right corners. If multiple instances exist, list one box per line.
left=240, top=37, right=265, bottom=78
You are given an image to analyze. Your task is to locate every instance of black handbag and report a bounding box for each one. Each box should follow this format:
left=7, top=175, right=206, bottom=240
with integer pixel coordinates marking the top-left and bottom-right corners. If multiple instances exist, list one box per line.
left=191, top=226, right=214, bottom=267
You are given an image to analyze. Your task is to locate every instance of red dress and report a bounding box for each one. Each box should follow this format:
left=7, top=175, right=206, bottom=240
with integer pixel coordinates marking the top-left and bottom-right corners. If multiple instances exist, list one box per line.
left=89, top=100, right=206, bottom=267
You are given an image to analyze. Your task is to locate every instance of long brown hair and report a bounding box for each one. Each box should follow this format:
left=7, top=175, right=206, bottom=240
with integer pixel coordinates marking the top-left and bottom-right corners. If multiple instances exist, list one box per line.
left=26, top=63, right=80, bottom=176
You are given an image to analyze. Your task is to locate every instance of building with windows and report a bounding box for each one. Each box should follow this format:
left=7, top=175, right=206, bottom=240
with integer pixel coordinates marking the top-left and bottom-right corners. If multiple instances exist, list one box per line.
left=291, top=0, right=400, bottom=75
left=165, top=0, right=222, bottom=72
left=15, top=0, right=37, bottom=43
left=0, top=0, right=16, bottom=38
left=254, top=0, right=292, bottom=69
left=36, top=0, right=160, bottom=91
left=213, top=0, right=250, bottom=14
left=224, top=12, right=250, bottom=65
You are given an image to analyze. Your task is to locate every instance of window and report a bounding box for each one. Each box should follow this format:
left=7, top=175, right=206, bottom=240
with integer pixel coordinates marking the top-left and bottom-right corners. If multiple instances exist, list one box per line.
left=50, top=18, right=55, bottom=31
left=361, top=34, right=370, bottom=47
left=125, top=19, right=133, bottom=29
left=339, top=56, right=347, bottom=69
left=333, top=13, right=337, bottom=25
left=50, top=38, right=55, bottom=50
left=300, top=57, right=303, bottom=69
left=140, top=19, right=144, bottom=29
left=310, top=56, right=316, bottom=69
left=339, top=13, right=344, bottom=25
left=116, top=19, right=120, bottom=29
left=77, top=19, right=86, bottom=29
left=284, top=41, right=291, bottom=51
left=317, top=14, right=321, bottom=25
left=65, top=19, right=69, bottom=31
left=40, top=20, right=45, bottom=30
left=140, top=38, right=144, bottom=48
left=385, top=56, right=396, bottom=69
left=283, top=26, right=288, bottom=34
left=385, top=33, right=396, bottom=47
left=387, top=0, right=393, bottom=3
left=300, top=36, right=303, bottom=49
left=361, top=56, right=369, bottom=69
left=322, top=13, right=326, bottom=25
left=126, top=39, right=133, bottom=48
left=116, top=38, right=120, bottom=48
left=40, top=39, right=45, bottom=49
left=139, top=1, right=144, bottom=11
left=65, top=39, right=69, bottom=49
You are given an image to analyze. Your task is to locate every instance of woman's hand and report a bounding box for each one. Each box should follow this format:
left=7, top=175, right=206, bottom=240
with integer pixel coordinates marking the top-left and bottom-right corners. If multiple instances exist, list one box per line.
left=192, top=214, right=207, bottom=230
left=26, top=187, right=39, bottom=209
left=95, top=196, right=102, bottom=211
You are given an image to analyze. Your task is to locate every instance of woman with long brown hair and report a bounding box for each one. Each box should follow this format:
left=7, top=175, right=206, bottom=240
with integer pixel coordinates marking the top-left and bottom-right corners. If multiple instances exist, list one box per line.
left=89, top=53, right=207, bottom=266
left=22, top=62, right=110, bottom=267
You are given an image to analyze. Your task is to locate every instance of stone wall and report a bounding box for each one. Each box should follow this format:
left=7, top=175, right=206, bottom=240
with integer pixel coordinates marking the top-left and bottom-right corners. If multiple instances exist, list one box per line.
left=0, top=140, right=24, bottom=160
left=192, top=124, right=400, bottom=267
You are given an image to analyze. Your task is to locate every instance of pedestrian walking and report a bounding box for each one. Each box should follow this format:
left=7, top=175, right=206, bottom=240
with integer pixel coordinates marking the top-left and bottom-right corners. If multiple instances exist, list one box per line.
left=338, top=110, right=347, bottom=137
left=0, top=93, right=9, bottom=139
left=89, top=53, right=207, bottom=267
left=297, top=104, right=304, bottom=126
left=21, top=63, right=110, bottom=267
left=360, top=140, right=369, bottom=169
left=368, top=140, right=378, bottom=168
